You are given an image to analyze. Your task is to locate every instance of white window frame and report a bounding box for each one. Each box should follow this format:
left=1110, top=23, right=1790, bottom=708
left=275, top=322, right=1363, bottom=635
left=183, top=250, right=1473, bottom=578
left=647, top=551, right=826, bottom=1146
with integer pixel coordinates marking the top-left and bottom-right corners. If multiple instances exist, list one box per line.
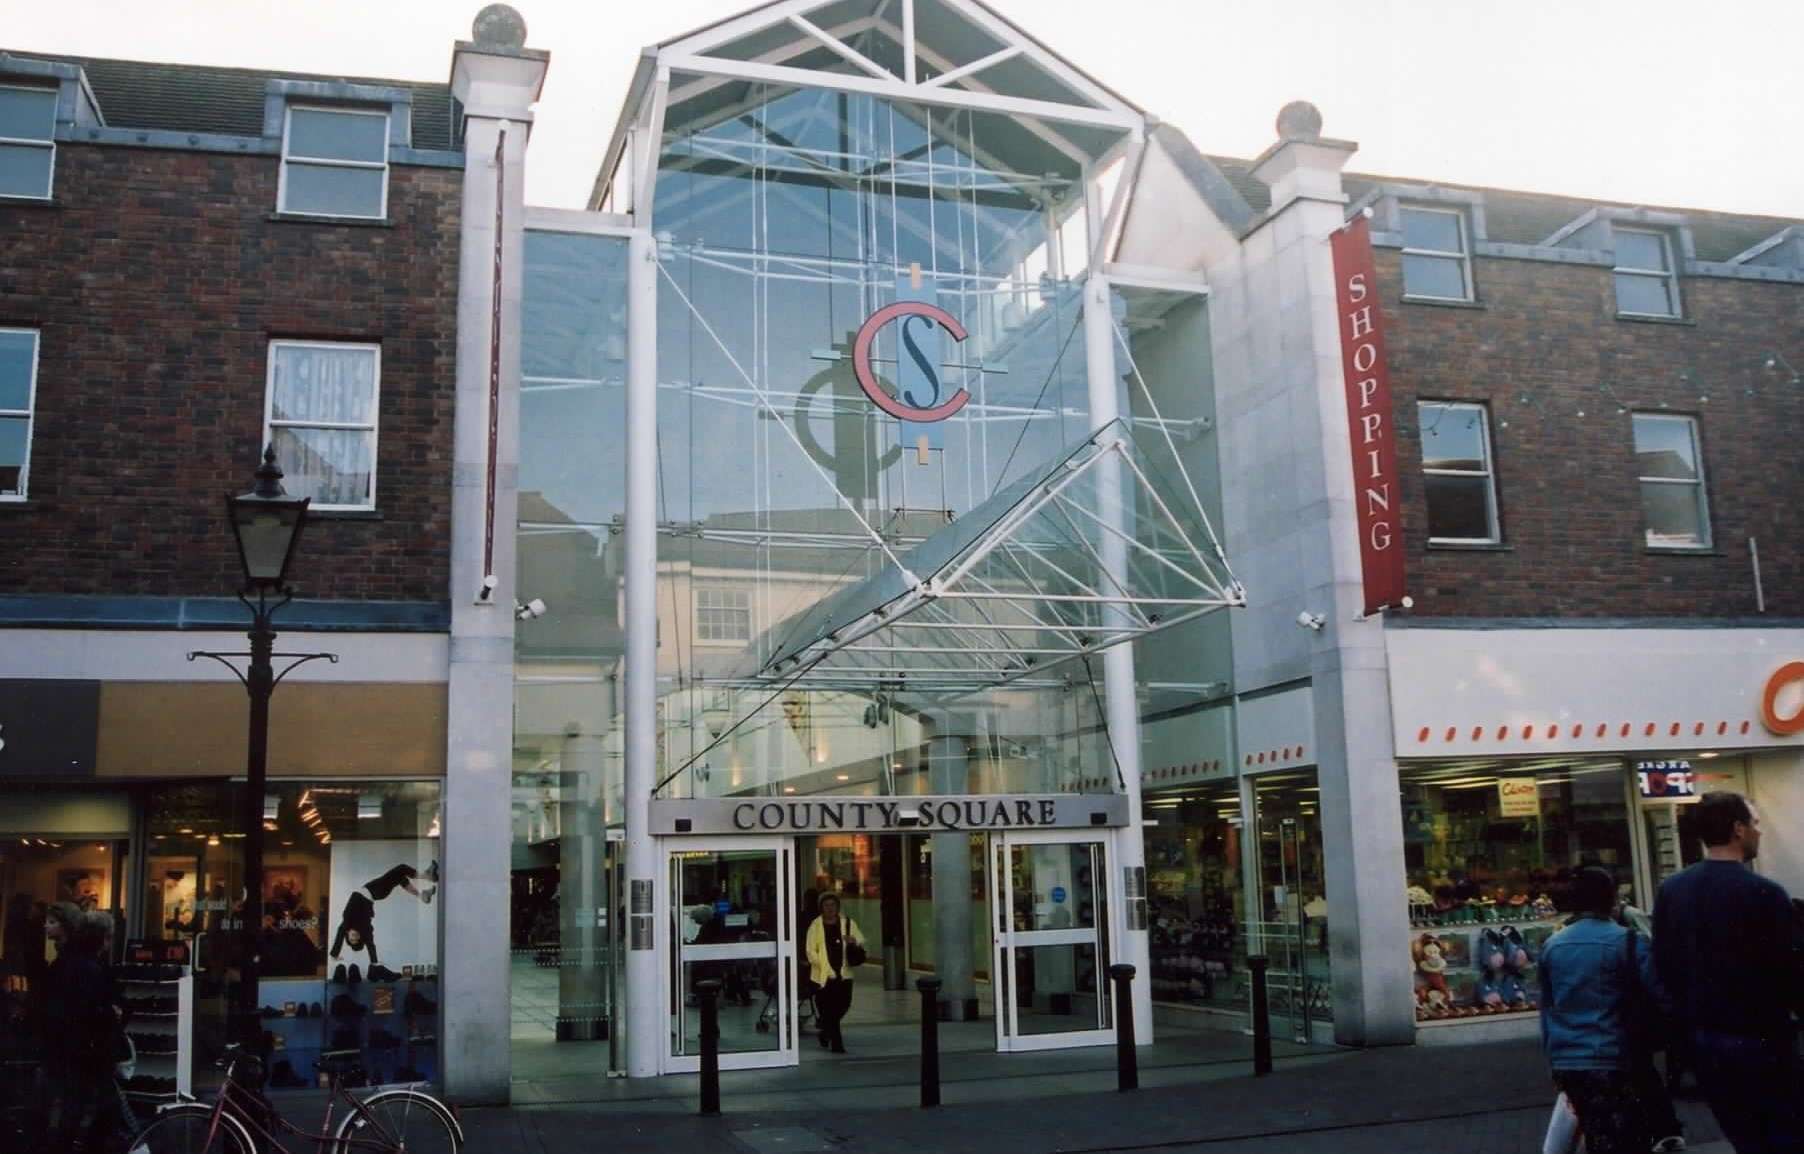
left=263, top=340, right=382, bottom=512
left=1418, top=400, right=1501, bottom=545
left=1631, top=412, right=1711, bottom=551
left=1399, top=205, right=1472, bottom=302
left=0, top=82, right=58, bottom=201
left=1613, top=227, right=1680, bottom=318
left=0, top=327, right=39, bottom=501
left=277, top=104, right=390, bottom=220
left=694, top=586, right=753, bottom=644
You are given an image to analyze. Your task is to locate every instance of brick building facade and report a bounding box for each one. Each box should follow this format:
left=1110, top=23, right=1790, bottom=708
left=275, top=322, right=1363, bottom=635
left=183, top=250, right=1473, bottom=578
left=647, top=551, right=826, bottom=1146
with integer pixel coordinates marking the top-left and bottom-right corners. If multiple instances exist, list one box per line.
left=0, top=58, right=462, bottom=602
left=0, top=46, right=471, bottom=1107
left=1374, top=214, right=1801, bottom=619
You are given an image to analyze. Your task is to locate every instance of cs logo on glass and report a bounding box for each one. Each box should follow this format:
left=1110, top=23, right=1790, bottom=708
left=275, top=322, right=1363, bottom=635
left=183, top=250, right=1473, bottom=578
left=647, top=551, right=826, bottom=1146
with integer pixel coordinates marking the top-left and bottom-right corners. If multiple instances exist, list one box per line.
left=852, top=301, right=970, bottom=423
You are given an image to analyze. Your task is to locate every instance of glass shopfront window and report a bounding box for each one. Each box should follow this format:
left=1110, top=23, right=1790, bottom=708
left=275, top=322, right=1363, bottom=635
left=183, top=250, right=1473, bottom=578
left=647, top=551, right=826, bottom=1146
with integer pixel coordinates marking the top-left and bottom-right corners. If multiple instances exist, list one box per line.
left=1400, top=759, right=1633, bottom=1022
left=1143, top=781, right=1244, bottom=1013
left=144, top=780, right=442, bottom=1096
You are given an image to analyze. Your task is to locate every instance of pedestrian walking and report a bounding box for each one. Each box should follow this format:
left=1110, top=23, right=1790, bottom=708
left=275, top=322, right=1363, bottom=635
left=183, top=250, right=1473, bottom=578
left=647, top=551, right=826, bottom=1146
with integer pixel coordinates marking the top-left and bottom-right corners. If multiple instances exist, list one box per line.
left=37, top=902, right=118, bottom=1154
left=1653, top=791, right=1801, bottom=1154
left=1536, top=867, right=1664, bottom=1154
left=804, top=893, right=865, bottom=1054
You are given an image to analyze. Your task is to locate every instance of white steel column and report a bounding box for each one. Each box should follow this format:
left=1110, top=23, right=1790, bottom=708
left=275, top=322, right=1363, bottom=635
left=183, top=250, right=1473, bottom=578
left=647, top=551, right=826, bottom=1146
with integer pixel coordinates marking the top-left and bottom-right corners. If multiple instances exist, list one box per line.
left=623, top=226, right=661, bottom=1077
left=1082, top=272, right=1153, bottom=1045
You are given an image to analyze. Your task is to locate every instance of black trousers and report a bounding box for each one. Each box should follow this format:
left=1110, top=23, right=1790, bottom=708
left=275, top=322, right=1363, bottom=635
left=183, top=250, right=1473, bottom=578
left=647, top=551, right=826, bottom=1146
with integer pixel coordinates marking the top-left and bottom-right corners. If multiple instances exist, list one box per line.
left=1690, top=1030, right=1803, bottom=1154
left=1553, top=1069, right=1650, bottom=1154
left=815, top=978, right=852, bottom=1043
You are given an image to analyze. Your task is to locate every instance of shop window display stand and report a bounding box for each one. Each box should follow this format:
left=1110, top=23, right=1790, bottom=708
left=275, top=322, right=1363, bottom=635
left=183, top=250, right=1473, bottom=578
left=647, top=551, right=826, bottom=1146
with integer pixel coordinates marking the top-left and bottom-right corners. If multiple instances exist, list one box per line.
left=121, top=962, right=194, bottom=1109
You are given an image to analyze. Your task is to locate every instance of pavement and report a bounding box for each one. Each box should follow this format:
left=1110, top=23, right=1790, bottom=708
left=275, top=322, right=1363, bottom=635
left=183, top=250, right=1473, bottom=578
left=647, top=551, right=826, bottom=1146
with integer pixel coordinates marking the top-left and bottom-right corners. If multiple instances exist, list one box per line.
left=462, top=1034, right=1733, bottom=1153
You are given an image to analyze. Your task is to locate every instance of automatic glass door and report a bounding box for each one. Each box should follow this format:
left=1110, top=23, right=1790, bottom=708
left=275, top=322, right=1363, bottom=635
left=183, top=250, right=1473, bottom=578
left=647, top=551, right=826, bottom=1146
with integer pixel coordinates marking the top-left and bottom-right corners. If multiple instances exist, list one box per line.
left=990, top=830, right=1114, bottom=1052
left=663, top=839, right=797, bottom=1072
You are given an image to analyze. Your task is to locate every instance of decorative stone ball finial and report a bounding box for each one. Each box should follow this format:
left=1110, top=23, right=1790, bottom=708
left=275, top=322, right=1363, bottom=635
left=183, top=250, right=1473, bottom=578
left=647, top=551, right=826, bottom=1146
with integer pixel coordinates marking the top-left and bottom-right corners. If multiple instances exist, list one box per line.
left=472, top=4, right=528, bottom=49
left=1276, top=101, right=1323, bottom=143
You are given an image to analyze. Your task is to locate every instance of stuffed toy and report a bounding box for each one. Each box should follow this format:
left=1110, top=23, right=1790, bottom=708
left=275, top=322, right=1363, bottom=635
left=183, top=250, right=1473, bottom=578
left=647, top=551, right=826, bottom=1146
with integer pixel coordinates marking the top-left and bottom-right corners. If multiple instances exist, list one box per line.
left=1414, top=934, right=1451, bottom=1004
left=1477, top=928, right=1507, bottom=974
left=1497, top=972, right=1531, bottom=1009
left=1502, top=925, right=1531, bottom=973
left=1474, top=973, right=1506, bottom=1012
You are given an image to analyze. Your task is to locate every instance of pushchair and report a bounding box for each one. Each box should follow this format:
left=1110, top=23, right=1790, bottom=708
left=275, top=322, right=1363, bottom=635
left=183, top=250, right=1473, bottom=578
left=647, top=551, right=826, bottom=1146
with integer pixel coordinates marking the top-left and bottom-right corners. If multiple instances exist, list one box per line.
left=755, top=945, right=815, bottom=1035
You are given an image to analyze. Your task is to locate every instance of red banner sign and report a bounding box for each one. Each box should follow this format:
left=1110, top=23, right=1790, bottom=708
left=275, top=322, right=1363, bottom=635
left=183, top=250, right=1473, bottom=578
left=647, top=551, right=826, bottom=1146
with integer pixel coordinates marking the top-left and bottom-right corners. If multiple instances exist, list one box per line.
left=1330, top=216, right=1406, bottom=615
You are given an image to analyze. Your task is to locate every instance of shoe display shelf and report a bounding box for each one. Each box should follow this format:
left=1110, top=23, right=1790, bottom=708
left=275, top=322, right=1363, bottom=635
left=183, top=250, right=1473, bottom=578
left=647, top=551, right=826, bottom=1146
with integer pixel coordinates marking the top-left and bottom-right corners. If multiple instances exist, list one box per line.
left=260, top=978, right=326, bottom=1091
left=120, top=963, right=193, bottom=1106
left=321, top=968, right=440, bottom=1088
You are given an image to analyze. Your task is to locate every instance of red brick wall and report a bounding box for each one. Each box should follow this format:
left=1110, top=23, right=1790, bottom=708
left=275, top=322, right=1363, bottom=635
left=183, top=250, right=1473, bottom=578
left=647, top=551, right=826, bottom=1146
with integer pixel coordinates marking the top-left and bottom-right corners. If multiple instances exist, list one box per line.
left=1377, top=248, right=1803, bottom=618
left=0, top=143, right=459, bottom=602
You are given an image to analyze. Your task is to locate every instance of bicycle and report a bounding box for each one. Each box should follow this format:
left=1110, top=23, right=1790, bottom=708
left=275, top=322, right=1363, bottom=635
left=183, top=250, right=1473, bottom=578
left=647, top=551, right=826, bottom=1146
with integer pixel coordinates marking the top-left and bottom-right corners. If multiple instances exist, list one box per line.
left=128, top=1044, right=462, bottom=1154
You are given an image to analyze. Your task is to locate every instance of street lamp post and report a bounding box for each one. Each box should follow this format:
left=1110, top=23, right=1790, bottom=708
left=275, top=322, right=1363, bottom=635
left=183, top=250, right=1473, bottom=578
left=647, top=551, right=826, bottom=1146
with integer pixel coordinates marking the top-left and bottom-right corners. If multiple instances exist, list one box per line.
left=194, top=447, right=315, bottom=1034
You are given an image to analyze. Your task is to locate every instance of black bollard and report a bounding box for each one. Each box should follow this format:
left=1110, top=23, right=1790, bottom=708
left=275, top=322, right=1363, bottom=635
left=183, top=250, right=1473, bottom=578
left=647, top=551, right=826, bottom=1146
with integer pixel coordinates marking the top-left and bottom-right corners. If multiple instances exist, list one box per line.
left=1108, top=963, right=1138, bottom=1091
left=916, top=976, right=943, bottom=1107
left=697, top=978, right=722, bottom=1115
left=1248, top=955, right=1272, bottom=1076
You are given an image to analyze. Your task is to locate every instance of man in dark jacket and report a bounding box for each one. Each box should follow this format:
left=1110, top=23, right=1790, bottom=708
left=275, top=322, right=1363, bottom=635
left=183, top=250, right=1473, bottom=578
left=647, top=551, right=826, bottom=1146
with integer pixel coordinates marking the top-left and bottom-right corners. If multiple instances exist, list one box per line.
left=1654, top=791, right=1800, bottom=1154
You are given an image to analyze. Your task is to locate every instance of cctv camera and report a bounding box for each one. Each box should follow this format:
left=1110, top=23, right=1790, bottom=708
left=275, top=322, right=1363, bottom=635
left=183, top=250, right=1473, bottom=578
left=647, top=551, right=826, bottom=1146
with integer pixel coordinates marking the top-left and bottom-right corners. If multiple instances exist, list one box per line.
left=1295, top=611, right=1326, bottom=631
left=527, top=598, right=547, bottom=618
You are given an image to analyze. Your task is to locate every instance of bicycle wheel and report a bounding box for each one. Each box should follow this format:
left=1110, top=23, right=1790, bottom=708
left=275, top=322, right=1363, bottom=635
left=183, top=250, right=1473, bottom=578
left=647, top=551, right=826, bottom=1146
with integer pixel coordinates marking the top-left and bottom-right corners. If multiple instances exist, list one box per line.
left=334, top=1088, right=461, bottom=1154
left=129, top=1103, right=255, bottom=1154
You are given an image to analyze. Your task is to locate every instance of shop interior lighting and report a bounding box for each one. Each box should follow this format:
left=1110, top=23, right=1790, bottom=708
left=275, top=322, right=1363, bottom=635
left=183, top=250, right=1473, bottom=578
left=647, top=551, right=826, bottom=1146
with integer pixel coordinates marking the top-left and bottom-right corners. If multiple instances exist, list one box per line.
left=264, top=796, right=280, bottom=822
left=207, top=836, right=221, bottom=846
left=357, top=793, right=383, bottom=820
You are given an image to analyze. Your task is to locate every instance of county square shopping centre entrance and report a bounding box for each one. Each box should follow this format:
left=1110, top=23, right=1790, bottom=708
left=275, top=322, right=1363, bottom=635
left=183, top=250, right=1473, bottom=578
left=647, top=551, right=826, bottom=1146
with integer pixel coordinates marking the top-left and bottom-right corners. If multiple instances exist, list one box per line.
left=502, top=0, right=1247, bottom=1086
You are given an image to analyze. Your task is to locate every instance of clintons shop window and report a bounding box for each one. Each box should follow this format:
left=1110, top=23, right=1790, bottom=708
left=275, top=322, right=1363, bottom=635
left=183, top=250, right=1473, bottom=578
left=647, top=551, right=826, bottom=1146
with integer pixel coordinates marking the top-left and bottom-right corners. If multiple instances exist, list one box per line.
left=1399, top=759, right=1633, bottom=1023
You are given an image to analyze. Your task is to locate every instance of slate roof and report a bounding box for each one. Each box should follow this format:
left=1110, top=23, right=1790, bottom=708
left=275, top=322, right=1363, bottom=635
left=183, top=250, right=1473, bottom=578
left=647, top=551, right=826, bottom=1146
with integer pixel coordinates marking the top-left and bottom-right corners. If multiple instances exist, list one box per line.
left=4, top=51, right=461, bottom=151
left=1203, top=154, right=1795, bottom=263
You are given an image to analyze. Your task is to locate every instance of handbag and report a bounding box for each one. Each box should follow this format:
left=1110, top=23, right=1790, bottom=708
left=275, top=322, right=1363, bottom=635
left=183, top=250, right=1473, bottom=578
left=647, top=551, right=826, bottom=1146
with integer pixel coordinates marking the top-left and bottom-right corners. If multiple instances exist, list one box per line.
left=844, top=921, right=867, bottom=969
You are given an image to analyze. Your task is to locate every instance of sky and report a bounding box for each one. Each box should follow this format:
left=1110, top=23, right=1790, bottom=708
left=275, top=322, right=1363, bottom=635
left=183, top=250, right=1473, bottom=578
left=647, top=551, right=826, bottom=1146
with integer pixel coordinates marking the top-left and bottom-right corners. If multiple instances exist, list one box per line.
left=9, top=0, right=1803, bottom=220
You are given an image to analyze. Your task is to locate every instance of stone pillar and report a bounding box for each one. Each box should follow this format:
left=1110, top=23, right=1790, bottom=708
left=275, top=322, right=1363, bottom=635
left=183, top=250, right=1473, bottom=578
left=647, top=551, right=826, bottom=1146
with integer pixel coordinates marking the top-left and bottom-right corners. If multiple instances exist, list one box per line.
left=557, top=732, right=606, bottom=1040
left=928, top=733, right=978, bottom=1020
left=1248, top=104, right=1413, bottom=1046
left=440, top=6, right=547, bottom=1105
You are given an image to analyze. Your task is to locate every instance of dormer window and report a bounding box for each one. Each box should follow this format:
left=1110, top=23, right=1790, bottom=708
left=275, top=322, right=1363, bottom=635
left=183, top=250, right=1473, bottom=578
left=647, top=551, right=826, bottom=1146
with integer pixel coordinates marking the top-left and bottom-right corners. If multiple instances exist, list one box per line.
left=0, top=84, right=57, bottom=200
left=1613, top=227, right=1679, bottom=318
left=279, top=105, right=389, bottom=219
left=1399, top=205, right=1472, bottom=301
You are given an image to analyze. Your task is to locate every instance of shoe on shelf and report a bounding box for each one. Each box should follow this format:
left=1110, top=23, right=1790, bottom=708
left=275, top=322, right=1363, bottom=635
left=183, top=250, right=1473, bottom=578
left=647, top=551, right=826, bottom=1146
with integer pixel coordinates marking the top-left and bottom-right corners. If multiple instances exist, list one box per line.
left=333, top=963, right=348, bottom=984
left=330, top=993, right=368, bottom=1019
left=260, top=1006, right=283, bottom=1019
left=369, top=1028, right=402, bottom=1051
left=1651, top=1139, right=1686, bottom=1153
left=425, top=860, right=439, bottom=884
left=405, top=989, right=438, bottom=1017
left=367, top=964, right=402, bottom=983
left=311, top=1002, right=324, bottom=1018
left=348, top=964, right=362, bottom=987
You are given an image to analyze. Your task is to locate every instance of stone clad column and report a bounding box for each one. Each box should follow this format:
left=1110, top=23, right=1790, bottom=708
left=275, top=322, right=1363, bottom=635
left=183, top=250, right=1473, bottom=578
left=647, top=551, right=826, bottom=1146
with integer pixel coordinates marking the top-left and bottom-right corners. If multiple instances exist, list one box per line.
left=929, top=732, right=978, bottom=1020
left=557, top=731, right=606, bottom=1039
left=441, top=5, right=548, bottom=1105
left=1246, top=103, right=1413, bottom=1045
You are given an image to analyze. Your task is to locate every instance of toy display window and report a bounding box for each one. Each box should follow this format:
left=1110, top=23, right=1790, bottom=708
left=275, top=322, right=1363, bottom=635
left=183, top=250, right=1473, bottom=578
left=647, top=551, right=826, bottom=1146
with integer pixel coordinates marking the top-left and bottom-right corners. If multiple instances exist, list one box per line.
left=1399, top=759, right=1634, bottom=1022
left=1144, top=782, right=1245, bottom=1012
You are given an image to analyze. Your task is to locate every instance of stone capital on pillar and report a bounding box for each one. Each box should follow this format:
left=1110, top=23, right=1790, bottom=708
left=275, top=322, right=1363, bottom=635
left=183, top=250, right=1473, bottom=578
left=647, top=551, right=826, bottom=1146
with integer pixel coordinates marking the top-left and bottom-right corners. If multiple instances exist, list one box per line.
left=1248, top=100, right=1356, bottom=215
left=450, top=4, right=549, bottom=126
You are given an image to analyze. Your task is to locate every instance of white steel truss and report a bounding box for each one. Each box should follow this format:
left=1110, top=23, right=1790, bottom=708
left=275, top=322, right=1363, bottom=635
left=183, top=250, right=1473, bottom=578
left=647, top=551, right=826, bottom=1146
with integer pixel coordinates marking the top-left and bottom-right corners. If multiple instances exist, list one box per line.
left=596, top=0, right=1145, bottom=214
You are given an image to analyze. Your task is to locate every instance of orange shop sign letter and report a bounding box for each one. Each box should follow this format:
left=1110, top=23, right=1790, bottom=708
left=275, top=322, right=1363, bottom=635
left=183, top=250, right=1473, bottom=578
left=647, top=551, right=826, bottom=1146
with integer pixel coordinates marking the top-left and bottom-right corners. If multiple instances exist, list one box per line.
left=1761, top=661, right=1804, bottom=736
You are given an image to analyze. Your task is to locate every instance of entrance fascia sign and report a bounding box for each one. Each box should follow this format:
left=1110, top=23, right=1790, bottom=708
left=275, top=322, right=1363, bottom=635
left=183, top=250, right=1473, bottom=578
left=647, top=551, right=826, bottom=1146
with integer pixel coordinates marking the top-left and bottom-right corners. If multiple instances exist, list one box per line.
left=1635, top=759, right=1697, bottom=799
left=651, top=794, right=1128, bottom=836
left=851, top=299, right=971, bottom=423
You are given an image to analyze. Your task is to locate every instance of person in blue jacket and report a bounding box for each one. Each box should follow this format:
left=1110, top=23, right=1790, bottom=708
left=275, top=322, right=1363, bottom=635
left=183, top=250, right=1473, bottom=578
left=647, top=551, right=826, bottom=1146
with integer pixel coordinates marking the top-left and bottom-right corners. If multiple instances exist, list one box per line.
left=1537, top=867, right=1664, bottom=1154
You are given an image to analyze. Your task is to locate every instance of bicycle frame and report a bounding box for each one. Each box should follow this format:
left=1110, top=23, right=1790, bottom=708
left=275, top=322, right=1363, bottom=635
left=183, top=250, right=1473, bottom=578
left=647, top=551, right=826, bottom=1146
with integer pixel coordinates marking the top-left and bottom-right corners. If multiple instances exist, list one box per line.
left=193, top=1060, right=413, bottom=1154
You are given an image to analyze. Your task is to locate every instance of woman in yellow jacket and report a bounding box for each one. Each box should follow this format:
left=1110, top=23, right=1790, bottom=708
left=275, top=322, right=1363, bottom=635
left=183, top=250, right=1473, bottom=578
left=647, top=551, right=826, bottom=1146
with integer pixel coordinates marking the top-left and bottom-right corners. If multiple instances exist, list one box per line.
left=804, top=893, right=865, bottom=1053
